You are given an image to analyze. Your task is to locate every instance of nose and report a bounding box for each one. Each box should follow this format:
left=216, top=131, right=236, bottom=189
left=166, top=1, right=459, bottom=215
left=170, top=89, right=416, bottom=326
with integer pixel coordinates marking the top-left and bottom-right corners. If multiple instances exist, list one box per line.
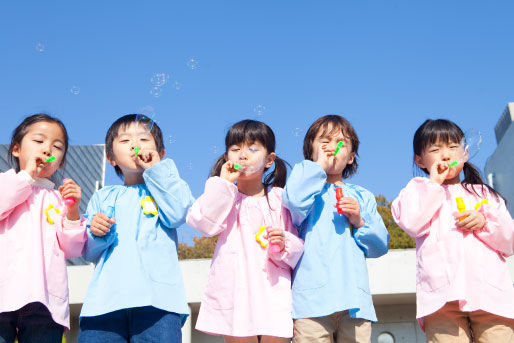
left=41, top=143, right=51, bottom=157
left=440, top=147, right=451, bottom=161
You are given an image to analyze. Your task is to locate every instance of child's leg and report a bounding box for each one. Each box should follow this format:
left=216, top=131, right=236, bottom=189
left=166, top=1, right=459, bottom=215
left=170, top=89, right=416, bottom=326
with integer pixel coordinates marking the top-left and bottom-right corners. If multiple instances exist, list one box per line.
left=224, top=336, right=258, bottom=343
left=293, top=314, right=337, bottom=343
left=78, top=308, right=128, bottom=343
left=424, top=301, right=472, bottom=343
left=468, top=310, right=514, bottom=343
left=336, top=310, right=371, bottom=343
left=260, top=335, right=291, bottom=343
left=16, top=302, right=63, bottom=343
left=0, top=309, right=17, bottom=343
left=129, top=306, right=181, bottom=343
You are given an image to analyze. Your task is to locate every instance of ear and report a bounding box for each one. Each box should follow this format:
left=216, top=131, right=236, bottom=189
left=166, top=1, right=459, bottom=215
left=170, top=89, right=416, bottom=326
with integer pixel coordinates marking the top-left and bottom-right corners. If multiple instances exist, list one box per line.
left=11, top=143, right=21, bottom=158
left=265, top=152, right=276, bottom=168
left=347, top=152, right=355, bottom=165
left=106, top=154, right=117, bottom=167
left=159, top=149, right=166, bottom=159
left=414, top=155, right=425, bottom=169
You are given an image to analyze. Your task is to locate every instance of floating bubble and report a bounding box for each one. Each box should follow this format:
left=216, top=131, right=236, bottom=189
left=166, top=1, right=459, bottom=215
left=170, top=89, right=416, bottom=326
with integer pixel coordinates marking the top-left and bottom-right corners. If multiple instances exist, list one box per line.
left=462, top=129, right=482, bottom=160
left=292, top=127, right=302, bottom=137
left=187, top=58, right=199, bottom=70
left=150, top=72, right=170, bottom=87
left=149, top=86, right=162, bottom=98
left=35, top=42, right=45, bottom=53
left=70, top=86, right=80, bottom=95
left=139, top=105, right=155, bottom=117
left=253, top=104, right=266, bottom=116
left=212, top=145, right=219, bottom=154
left=187, top=161, right=193, bottom=170
left=168, top=135, right=176, bottom=144
left=135, top=114, right=155, bottom=133
left=173, top=81, right=182, bottom=90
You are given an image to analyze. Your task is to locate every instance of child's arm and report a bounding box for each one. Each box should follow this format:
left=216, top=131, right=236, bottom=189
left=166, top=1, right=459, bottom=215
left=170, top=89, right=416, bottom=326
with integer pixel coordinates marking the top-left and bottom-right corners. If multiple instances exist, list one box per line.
left=57, top=217, right=87, bottom=258
left=473, top=194, right=514, bottom=257
left=186, top=176, right=238, bottom=237
left=82, top=192, right=117, bottom=263
left=283, top=160, right=327, bottom=227
left=143, top=159, right=195, bottom=229
left=0, top=170, right=33, bottom=220
left=267, top=206, right=304, bottom=269
left=391, top=177, right=445, bottom=238
left=352, top=190, right=389, bottom=258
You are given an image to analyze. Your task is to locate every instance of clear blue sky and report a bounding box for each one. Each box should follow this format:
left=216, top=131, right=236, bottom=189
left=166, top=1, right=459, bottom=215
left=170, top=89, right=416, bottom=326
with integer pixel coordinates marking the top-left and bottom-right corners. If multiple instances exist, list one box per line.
left=1, top=1, right=513, bottom=244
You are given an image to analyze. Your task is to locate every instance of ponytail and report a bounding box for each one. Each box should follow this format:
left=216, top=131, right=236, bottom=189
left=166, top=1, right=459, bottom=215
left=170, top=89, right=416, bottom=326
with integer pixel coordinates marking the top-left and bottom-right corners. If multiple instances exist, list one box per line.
left=210, top=154, right=226, bottom=178
left=263, top=156, right=289, bottom=189
left=462, top=162, right=503, bottom=202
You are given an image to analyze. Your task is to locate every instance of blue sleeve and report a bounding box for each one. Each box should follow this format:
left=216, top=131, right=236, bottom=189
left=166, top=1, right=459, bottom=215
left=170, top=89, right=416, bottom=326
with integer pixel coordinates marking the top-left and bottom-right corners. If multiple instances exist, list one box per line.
left=283, top=160, right=327, bottom=227
left=143, top=158, right=195, bottom=229
left=82, top=191, right=118, bottom=263
left=353, top=189, right=390, bottom=258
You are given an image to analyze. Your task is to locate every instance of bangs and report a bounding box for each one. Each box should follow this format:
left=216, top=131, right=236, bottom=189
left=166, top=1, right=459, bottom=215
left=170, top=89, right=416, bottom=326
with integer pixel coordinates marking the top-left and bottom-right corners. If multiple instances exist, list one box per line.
left=414, top=119, right=464, bottom=155
left=225, top=120, right=273, bottom=150
left=317, top=121, right=349, bottom=140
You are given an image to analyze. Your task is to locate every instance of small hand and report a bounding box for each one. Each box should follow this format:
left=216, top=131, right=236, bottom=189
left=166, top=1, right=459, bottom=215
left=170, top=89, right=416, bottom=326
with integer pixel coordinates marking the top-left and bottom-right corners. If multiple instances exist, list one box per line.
left=455, top=210, right=486, bottom=231
left=267, top=228, right=285, bottom=252
left=23, top=154, right=47, bottom=178
left=220, top=160, right=242, bottom=183
left=429, top=160, right=450, bottom=185
left=133, top=148, right=161, bottom=169
left=90, top=213, right=115, bottom=237
left=334, top=196, right=365, bottom=228
left=58, top=178, right=82, bottom=220
left=314, top=144, right=335, bottom=172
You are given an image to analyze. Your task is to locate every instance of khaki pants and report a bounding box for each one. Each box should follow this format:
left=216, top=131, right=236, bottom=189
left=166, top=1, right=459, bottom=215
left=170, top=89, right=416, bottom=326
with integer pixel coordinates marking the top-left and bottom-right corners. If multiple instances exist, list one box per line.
left=424, top=301, right=514, bottom=343
left=294, top=311, right=371, bottom=343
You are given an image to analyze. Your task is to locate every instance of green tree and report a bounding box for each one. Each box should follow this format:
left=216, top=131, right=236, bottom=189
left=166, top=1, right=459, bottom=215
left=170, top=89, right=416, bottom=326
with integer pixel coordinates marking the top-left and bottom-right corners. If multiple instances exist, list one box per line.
left=375, top=194, right=416, bottom=249
left=178, top=235, right=218, bottom=260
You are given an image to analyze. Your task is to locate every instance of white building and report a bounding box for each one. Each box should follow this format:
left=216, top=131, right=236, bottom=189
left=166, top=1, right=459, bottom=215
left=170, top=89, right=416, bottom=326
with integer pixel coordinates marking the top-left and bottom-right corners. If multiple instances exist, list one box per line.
left=485, top=102, right=514, bottom=216
left=64, top=252, right=514, bottom=343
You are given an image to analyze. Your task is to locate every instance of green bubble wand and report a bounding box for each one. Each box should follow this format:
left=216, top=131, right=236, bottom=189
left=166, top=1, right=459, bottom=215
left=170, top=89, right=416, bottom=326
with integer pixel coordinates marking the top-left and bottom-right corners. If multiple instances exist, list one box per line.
left=45, top=156, right=56, bottom=162
left=334, top=141, right=344, bottom=156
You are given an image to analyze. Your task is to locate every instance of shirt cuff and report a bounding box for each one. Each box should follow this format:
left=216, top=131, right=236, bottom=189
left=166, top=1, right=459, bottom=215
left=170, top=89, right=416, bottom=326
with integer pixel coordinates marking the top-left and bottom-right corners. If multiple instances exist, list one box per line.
left=63, top=217, right=82, bottom=229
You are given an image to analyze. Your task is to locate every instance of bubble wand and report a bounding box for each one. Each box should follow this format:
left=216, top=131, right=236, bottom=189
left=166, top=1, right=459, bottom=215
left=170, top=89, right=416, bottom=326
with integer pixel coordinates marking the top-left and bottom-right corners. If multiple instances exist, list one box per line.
left=334, top=141, right=344, bottom=156
left=45, top=156, right=56, bottom=162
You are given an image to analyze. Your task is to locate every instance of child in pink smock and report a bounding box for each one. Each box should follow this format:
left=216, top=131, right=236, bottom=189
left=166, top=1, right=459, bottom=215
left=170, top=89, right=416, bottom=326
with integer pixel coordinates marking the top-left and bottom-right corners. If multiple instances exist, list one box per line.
left=187, top=120, right=304, bottom=343
left=0, top=114, right=87, bottom=343
left=392, top=119, right=514, bottom=342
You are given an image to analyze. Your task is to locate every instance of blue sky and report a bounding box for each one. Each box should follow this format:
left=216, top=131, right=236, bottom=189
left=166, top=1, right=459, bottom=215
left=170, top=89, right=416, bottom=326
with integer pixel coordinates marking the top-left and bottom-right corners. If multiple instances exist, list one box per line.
left=1, top=1, right=513, bottom=244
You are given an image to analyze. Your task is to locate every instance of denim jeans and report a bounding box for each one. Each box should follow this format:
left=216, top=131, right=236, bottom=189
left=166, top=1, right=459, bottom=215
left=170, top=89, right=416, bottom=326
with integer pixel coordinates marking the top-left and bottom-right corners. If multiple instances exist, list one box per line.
left=0, top=302, right=64, bottom=343
left=78, top=306, right=182, bottom=343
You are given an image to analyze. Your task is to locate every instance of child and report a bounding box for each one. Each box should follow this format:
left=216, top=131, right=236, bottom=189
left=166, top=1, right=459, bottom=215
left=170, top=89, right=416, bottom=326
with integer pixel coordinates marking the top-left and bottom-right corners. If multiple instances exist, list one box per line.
left=391, top=119, right=514, bottom=342
left=0, top=114, right=86, bottom=343
left=283, top=114, right=389, bottom=343
left=186, top=119, right=304, bottom=342
left=78, top=114, right=194, bottom=343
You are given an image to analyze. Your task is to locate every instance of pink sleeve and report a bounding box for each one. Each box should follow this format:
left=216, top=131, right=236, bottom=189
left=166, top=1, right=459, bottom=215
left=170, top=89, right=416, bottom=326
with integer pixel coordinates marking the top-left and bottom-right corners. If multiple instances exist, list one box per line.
left=268, top=191, right=304, bottom=269
left=0, top=170, right=32, bottom=221
left=391, top=177, right=445, bottom=238
left=474, top=192, right=514, bottom=257
left=57, top=216, right=87, bottom=258
left=186, top=177, right=238, bottom=237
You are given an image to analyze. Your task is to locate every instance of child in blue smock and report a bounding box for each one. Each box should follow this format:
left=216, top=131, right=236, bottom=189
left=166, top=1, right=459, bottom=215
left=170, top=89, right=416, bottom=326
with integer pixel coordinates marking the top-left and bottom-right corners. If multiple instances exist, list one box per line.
left=283, top=114, right=389, bottom=343
left=78, top=114, right=194, bottom=343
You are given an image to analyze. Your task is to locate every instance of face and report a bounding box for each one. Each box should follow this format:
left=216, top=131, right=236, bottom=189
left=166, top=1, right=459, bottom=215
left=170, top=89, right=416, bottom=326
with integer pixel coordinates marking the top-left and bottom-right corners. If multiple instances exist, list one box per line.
left=311, top=125, right=355, bottom=175
left=225, top=140, right=275, bottom=179
left=414, top=139, right=467, bottom=181
left=107, top=122, right=163, bottom=176
left=12, top=121, right=66, bottom=178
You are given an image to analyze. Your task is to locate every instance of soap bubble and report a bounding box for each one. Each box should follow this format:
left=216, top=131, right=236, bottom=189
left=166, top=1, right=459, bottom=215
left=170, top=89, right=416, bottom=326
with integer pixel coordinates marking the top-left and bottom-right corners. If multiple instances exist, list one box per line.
left=292, top=127, right=302, bottom=137
left=168, top=135, right=176, bottom=144
left=35, top=42, right=45, bottom=53
left=187, top=58, right=199, bottom=70
left=139, top=105, right=155, bottom=117
left=149, top=86, right=162, bottom=98
left=254, top=104, right=266, bottom=116
left=150, top=72, right=169, bottom=86
left=187, top=161, right=193, bottom=170
left=135, top=114, right=155, bottom=133
left=173, top=81, right=182, bottom=90
left=70, top=86, right=80, bottom=95
left=212, top=145, right=219, bottom=154
left=462, top=129, right=482, bottom=160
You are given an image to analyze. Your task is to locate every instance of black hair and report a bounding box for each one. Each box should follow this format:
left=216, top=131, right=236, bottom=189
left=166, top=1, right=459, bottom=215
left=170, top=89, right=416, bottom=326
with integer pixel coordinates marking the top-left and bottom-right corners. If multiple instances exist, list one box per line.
left=8, top=114, right=69, bottom=172
left=105, top=114, right=164, bottom=179
left=413, top=119, right=503, bottom=200
left=303, top=114, right=359, bottom=179
left=210, top=119, right=289, bottom=194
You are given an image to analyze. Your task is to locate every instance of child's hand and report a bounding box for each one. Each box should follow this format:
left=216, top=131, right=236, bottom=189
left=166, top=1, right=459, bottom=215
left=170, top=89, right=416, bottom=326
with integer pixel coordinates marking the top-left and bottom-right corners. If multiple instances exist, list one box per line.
left=133, top=148, right=161, bottom=170
left=267, top=228, right=285, bottom=252
left=58, top=178, right=82, bottom=221
left=23, top=154, right=47, bottom=178
left=455, top=210, right=486, bottom=231
left=334, top=196, right=365, bottom=228
left=90, top=213, right=115, bottom=237
left=314, top=144, right=334, bottom=172
left=429, top=160, right=450, bottom=185
left=220, top=161, right=241, bottom=183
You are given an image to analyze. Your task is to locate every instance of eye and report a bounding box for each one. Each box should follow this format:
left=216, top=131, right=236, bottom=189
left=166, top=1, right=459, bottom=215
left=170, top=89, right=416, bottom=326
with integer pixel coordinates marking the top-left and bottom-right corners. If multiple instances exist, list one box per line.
left=120, top=139, right=130, bottom=143
left=54, top=145, right=63, bottom=151
left=33, top=140, right=43, bottom=144
left=140, top=138, right=149, bottom=142
left=248, top=146, right=259, bottom=152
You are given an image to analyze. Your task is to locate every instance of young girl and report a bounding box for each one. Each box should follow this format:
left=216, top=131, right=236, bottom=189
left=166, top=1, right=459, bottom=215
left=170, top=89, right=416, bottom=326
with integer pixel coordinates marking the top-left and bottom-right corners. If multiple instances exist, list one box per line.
left=392, top=119, right=514, bottom=342
left=283, top=115, right=389, bottom=343
left=186, top=119, right=304, bottom=342
left=0, top=114, right=86, bottom=343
